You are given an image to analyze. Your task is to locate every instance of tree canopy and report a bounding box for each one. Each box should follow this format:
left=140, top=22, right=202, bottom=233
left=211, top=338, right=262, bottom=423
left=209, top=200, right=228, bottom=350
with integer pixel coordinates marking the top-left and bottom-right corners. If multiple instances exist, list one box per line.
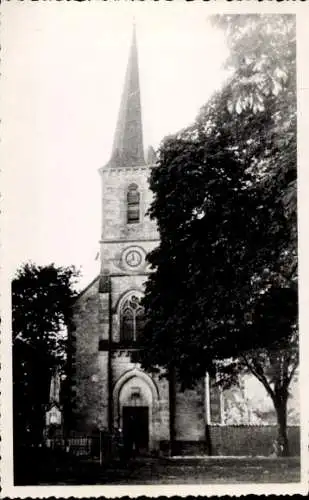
left=12, top=262, right=79, bottom=445
left=139, top=14, right=297, bottom=455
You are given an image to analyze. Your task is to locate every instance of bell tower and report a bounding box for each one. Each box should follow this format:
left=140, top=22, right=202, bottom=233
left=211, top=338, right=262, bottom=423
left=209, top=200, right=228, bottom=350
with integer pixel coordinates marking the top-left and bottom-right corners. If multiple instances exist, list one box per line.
left=97, top=25, right=162, bottom=448
left=99, top=24, right=158, bottom=279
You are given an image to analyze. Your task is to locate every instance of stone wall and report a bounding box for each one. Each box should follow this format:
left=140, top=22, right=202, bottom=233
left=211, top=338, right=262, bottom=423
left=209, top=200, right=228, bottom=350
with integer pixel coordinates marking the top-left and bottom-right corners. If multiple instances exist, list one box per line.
left=159, top=426, right=300, bottom=457
left=100, top=165, right=158, bottom=245
left=208, top=425, right=300, bottom=457
left=71, top=279, right=172, bottom=443
left=100, top=241, right=157, bottom=277
left=71, top=278, right=108, bottom=432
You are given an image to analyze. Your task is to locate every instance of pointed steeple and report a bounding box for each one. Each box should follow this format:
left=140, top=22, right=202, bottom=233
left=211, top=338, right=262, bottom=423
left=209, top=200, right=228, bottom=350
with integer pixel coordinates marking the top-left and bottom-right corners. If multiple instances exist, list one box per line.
left=110, top=24, right=145, bottom=167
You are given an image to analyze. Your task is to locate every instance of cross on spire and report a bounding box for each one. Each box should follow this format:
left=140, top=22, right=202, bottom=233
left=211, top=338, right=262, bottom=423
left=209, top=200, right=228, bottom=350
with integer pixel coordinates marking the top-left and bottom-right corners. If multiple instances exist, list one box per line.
left=111, top=24, right=145, bottom=167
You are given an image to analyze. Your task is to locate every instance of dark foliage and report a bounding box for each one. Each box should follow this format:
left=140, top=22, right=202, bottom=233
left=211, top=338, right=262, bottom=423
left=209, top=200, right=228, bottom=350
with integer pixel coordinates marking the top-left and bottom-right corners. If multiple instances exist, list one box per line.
left=12, top=262, right=79, bottom=445
left=139, top=15, right=297, bottom=456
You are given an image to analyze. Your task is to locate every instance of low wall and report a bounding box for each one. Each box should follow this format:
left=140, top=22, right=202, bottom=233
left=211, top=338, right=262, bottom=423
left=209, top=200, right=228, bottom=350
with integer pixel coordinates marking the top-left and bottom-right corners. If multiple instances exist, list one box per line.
left=160, top=425, right=300, bottom=457
left=208, top=425, right=300, bottom=457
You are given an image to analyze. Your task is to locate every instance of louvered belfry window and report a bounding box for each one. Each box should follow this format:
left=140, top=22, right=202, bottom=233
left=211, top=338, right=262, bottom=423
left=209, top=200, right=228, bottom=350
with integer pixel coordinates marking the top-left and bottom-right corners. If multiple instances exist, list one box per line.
left=127, top=184, right=140, bottom=224
left=120, top=295, right=144, bottom=342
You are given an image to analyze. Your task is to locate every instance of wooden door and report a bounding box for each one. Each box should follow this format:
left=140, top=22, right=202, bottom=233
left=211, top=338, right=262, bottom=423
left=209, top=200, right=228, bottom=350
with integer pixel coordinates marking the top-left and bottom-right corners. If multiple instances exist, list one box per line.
left=123, top=406, right=149, bottom=455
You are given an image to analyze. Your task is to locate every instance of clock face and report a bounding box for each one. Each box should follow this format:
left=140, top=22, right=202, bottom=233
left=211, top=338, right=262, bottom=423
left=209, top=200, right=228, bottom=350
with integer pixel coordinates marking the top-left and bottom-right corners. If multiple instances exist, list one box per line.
left=125, top=249, right=142, bottom=268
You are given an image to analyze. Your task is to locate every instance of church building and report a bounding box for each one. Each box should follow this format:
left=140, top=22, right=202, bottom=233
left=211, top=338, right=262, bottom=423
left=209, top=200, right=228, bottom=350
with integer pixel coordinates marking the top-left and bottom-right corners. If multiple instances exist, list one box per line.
left=68, top=27, right=299, bottom=456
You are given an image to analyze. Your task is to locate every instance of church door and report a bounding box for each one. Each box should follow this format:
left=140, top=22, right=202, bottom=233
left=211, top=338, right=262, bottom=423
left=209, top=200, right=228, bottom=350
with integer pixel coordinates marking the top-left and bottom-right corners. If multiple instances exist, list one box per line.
left=122, top=406, right=149, bottom=455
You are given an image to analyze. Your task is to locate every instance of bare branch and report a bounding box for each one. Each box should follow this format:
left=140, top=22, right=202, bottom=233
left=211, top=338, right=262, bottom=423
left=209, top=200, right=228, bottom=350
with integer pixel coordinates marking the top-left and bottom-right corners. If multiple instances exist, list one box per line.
left=241, top=354, right=275, bottom=400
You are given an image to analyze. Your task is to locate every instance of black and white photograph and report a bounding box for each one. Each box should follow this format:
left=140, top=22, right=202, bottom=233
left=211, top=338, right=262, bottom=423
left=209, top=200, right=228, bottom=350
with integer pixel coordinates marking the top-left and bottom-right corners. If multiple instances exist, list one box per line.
left=1, top=1, right=307, bottom=496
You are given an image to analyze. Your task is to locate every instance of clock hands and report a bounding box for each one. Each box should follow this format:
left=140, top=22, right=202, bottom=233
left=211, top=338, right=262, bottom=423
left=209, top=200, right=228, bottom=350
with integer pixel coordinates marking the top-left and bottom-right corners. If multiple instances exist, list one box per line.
left=125, top=249, right=142, bottom=267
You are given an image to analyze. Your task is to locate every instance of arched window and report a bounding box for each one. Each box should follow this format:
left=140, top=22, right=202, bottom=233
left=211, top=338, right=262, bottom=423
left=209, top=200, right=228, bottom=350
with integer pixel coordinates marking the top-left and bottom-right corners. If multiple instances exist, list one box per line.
left=127, top=184, right=140, bottom=224
left=120, top=295, right=144, bottom=342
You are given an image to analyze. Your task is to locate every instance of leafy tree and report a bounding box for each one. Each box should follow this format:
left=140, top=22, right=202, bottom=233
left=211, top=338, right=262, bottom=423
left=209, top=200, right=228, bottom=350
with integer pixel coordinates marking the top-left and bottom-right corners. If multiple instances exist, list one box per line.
left=12, top=262, right=79, bottom=446
left=139, top=15, right=297, bottom=456
left=211, top=14, right=297, bottom=273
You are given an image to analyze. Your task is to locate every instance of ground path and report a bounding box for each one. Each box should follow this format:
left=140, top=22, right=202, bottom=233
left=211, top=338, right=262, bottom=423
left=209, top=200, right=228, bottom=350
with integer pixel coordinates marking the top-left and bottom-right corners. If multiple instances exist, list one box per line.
left=39, top=456, right=300, bottom=485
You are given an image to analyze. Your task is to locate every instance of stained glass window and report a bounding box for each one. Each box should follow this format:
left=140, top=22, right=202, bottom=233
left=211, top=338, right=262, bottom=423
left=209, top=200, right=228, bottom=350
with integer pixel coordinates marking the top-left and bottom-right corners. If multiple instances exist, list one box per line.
left=120, top=295, right=144, bottom=342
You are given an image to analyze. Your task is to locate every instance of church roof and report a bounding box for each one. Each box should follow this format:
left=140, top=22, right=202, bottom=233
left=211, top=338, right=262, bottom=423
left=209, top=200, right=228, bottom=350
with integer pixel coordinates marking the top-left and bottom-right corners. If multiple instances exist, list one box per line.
left=108, top=24, right=145, bottom=168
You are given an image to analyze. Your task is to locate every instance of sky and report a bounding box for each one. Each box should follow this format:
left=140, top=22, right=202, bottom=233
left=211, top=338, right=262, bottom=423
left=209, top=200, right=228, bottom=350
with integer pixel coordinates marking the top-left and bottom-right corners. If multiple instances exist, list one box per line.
left=2, top=3, right=232, bottom=289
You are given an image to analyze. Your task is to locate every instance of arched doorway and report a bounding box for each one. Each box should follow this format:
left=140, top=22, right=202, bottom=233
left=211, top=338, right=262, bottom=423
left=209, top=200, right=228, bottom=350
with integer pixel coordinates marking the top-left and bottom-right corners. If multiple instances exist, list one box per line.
left=113, top=369, right=159, bottom=454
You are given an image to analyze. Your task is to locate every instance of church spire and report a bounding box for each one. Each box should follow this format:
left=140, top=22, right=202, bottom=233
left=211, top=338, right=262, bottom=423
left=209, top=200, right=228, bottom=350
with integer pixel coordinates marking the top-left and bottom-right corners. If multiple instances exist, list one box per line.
left=111, top=24, right=145, bottom=167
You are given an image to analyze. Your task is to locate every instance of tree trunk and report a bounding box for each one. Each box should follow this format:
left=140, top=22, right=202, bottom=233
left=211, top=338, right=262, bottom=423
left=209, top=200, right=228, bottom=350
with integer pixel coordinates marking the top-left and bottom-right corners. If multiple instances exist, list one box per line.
left=274, top=395, right=289, bottom=457
left=168, top=366, right=176, bottom=456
